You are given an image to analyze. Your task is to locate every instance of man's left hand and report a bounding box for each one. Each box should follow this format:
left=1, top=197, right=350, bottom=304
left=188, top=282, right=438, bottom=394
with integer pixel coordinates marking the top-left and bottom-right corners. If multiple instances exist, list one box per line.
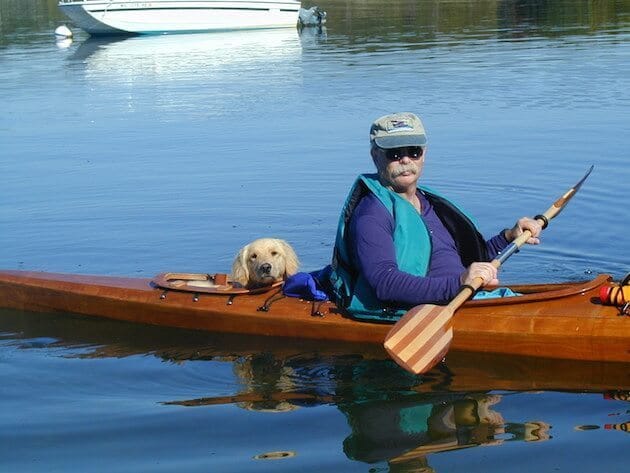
left=504, top=217, right=543, bottom=244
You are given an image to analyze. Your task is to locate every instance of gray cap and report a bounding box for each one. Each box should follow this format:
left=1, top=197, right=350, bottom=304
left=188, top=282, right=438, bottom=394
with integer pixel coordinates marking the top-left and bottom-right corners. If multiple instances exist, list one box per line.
left=369, top=112, right=428, bottom=149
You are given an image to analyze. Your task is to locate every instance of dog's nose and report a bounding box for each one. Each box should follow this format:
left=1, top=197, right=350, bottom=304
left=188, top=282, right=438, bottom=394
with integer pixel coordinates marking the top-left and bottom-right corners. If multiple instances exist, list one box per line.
left=260, top=263, right=272, bottom=274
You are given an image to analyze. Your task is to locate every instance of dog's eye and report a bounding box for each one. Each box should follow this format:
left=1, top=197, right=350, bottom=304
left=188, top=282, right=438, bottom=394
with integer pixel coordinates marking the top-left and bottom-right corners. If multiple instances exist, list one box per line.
left=250, top=253, right=257, bottom=260
left=271, top=251, right=278, bottom=257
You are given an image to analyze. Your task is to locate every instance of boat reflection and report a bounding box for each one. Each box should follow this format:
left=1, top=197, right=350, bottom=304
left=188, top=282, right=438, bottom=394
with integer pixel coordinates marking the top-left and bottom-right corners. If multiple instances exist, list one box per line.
left=61, top=28, right=309, bottom=117
left=69, top=28, right=303, bottom=80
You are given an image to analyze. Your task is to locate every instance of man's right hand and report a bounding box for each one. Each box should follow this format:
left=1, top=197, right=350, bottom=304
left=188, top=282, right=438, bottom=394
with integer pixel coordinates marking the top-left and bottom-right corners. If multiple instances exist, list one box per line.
left=460, top=262, right=499, bottom=287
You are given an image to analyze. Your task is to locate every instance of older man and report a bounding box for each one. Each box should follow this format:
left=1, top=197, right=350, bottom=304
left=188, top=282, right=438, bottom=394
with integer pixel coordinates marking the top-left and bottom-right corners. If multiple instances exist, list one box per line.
left=329, top=112, right=542, bottom=321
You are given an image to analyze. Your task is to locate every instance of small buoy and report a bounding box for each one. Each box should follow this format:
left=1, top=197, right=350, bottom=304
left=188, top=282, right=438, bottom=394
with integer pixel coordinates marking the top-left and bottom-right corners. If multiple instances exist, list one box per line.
left=55, top=38, right=73, bottom=49
left=55, top=25, right=73, bottom=38
left=574, top=424, right=600, bottom=431
left=253, top=451, right=296, bottom=460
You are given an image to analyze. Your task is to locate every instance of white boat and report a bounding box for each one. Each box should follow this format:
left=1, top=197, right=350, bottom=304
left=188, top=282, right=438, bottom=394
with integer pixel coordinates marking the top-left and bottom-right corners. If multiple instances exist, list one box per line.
left=58, top=0, right=302, bottom=35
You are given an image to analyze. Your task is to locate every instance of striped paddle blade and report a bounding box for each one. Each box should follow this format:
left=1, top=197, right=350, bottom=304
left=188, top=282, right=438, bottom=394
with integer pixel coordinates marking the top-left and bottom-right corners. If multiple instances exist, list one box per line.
left=383, top=303, right=455, bottom=374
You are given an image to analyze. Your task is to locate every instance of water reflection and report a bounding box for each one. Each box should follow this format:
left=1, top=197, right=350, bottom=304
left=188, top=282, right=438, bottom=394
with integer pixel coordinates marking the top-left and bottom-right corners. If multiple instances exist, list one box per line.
left=602, top=391, right=630, bottom=435
left=2, top=308, right=629, bottom=468
left=295, top=6, right=629, bottom=80
left=316, top=0, right=628, bottom=45
left=68, top=28, right=303, bottom=81
left=167, top=353, right=552, bottom=471
left=341, top=394, right=549, bottom=470
left=58, top=28, right=307, bottom=118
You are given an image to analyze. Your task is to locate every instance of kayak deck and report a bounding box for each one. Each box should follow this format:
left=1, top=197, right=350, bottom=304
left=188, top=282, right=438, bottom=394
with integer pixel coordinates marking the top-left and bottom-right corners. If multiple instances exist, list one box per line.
left=0, top=270, right=628, bottom=364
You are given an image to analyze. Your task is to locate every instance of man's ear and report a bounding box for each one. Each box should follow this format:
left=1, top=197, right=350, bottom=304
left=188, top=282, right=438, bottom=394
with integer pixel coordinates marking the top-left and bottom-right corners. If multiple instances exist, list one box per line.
left=370, top=145, right=381, bottom=167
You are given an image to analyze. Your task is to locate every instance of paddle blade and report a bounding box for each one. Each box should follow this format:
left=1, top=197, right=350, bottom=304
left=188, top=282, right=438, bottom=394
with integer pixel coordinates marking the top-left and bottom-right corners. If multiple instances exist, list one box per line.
left=384, top=303, right=455, bottom=374
left=550, top=165, right=594, bottom=217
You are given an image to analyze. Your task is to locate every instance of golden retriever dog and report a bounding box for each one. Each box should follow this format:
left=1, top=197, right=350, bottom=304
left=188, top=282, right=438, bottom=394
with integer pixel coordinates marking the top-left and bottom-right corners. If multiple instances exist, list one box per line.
left=231, top=238, right=299, bottom=288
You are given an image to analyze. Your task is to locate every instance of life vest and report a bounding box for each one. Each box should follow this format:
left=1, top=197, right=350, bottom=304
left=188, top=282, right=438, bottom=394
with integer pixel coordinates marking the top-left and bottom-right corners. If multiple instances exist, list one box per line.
left=329, top=174, right=488, bottom=321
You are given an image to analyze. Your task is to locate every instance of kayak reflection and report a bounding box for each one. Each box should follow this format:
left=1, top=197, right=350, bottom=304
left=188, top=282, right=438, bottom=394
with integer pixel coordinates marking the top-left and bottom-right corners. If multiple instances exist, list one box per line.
left=341, top=393, right=550, bottom=468
left=167, top=390, right=553, bottom=465
left=167, top=353, right=551, bottom=468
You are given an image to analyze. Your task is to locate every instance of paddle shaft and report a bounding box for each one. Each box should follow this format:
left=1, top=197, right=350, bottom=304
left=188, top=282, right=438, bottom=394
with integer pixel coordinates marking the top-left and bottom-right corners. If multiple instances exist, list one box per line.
left=450, top=171, right=592, bottom=307
left=450, top=223, right=540, bottom=306
left=163, top=391, right=337, bottom=407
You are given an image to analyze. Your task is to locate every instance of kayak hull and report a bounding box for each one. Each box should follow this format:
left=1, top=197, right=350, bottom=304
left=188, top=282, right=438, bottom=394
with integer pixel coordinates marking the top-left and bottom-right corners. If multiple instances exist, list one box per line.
left=0, top=270, right=628, bottom=364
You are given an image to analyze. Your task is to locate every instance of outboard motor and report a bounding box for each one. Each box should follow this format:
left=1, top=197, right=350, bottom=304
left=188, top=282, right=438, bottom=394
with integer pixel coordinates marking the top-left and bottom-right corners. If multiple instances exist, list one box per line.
left=298, top=6, right=327, bottom=28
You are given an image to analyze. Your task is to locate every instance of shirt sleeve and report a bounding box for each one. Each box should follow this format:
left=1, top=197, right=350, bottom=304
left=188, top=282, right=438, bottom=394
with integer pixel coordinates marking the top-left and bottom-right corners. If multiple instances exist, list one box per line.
left=485, top=232, right=510, bottom=260
left=349, top=198, right=462, bottom=305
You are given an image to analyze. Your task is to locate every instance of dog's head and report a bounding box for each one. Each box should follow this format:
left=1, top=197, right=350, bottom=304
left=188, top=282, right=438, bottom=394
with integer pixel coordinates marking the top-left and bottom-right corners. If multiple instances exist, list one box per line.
left=231, top=238, right=299, bottom=288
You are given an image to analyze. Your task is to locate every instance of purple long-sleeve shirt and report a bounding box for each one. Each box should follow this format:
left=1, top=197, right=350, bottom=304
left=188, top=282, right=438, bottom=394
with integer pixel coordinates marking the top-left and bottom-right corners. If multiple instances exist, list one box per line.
left=349, top=190, right=509, bottom=305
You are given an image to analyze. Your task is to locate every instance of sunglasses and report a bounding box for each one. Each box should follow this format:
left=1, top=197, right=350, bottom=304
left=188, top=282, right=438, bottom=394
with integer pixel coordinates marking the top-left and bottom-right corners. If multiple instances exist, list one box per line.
left=379, top=146, right=424, bottom=161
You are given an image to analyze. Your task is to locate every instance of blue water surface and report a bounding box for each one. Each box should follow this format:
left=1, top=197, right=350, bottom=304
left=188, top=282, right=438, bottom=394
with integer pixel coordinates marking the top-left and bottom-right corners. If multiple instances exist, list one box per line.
left=1, top=1, right=629, bottom=472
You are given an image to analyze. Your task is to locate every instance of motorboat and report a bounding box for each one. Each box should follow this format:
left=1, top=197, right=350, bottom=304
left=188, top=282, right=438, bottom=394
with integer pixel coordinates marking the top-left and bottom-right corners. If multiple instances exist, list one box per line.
left=58, top=0, right=302, bottom=35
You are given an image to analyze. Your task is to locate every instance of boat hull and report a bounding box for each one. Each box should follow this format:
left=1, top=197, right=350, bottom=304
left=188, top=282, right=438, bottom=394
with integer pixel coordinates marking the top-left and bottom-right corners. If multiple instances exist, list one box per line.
left=0, top=270, right=628, bottom=364
left=58, top=0, right=301, bottom=35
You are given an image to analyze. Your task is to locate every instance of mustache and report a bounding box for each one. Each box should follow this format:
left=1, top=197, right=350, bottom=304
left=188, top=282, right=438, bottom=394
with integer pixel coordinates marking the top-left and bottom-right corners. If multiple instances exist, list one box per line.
left=391, top=165, right=418, bottom=178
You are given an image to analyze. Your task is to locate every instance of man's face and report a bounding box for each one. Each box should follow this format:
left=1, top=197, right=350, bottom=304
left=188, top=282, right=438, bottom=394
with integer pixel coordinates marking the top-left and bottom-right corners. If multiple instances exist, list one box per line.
left=371, top=145, right=425, bottom=192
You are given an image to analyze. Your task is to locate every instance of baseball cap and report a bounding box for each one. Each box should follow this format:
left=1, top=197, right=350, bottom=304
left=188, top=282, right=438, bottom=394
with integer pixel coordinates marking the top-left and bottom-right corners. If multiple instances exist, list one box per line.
left=369, top=112, right=428, bottom=149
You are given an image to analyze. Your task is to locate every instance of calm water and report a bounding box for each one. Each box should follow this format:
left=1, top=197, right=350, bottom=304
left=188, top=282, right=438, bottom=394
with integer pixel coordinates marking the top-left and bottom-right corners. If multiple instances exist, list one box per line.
left=1, top=0, right=630, bottom=471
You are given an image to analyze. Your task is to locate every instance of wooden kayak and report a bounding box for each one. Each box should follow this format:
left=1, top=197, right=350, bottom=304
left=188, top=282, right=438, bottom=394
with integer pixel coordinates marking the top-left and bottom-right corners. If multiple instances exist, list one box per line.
left=0, top=269, right=628, bottom=364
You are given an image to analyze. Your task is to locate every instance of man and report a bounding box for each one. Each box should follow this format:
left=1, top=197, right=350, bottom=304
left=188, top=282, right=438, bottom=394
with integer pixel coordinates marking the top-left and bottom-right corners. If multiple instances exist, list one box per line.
left=329, top=112, right=542, bottom=321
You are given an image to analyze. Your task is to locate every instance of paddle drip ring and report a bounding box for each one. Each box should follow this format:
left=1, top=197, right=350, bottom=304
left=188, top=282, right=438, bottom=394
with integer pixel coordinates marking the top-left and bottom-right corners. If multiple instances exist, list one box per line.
left=534, top=214, right=549, bottom=229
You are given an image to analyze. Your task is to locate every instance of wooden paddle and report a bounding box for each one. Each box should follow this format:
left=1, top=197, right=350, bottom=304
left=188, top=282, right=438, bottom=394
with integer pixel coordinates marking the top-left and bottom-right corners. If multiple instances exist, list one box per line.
left=384, top=166, right=594, bottom=375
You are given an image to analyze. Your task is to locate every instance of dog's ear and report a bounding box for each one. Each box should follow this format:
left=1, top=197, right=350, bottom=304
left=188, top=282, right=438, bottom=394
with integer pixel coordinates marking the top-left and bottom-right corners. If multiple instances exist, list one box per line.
left=279, top=240, right=300, bottom=277
left=231, top=244, right=250, bottom=286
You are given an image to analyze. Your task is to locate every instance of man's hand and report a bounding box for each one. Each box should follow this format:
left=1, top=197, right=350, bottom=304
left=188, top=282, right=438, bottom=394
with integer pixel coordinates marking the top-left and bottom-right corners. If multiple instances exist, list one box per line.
left=504, top=217, right=543, bottom=244
left=460, top=262, right=499, bottom=287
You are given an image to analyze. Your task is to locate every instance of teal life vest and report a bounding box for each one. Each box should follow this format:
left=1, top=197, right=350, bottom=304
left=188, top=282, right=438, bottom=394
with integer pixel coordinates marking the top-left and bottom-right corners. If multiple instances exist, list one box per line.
left=329, top=174, right=488, bottom=321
